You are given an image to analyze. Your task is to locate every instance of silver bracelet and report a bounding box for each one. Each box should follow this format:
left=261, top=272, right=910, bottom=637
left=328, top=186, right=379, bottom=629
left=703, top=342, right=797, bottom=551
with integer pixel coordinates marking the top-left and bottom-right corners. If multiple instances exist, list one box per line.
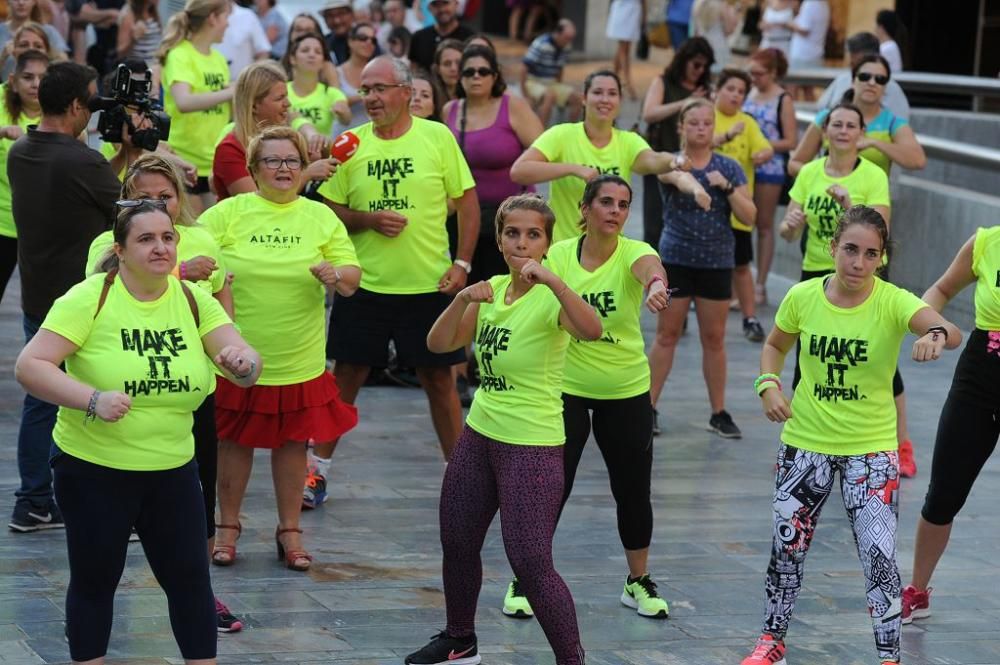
left=235, top=359, right=256, bottom=380
left=84, top=390, right=100, bottom=424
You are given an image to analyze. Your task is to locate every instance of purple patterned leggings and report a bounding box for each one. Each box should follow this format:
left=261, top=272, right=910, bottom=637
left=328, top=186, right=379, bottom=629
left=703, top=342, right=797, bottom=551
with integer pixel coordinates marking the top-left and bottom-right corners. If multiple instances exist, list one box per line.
left=440, top=426, right=584, bottom=665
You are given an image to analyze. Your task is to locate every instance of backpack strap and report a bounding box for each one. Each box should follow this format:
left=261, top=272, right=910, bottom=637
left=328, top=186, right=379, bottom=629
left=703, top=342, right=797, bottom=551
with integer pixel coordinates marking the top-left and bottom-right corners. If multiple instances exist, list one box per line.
left=775, top=92, right=787, bottom=139
left=94, top=268, right=200, bottom=328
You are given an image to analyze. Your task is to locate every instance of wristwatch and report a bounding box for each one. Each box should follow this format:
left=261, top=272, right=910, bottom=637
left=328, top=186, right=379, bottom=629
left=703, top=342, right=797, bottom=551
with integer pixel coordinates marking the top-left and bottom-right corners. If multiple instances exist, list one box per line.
left=454, top=259, right=472, bottom=273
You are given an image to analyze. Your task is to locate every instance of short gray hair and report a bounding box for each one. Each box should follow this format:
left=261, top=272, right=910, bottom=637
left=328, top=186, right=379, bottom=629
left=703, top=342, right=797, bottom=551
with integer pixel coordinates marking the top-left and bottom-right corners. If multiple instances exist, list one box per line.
left=367, top=55, right=412, bottom=85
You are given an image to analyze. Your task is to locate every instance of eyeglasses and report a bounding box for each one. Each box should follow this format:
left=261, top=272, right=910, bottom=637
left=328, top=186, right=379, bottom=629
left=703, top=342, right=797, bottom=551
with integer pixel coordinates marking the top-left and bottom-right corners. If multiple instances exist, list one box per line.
left=357, top=83, right=410, bottom=97
left=856, top=72, right=889, bottom=85
left=461, top=67, right=495, bottom=78
left=116, top=198, right=167, bottom=211
left=258, top=157, right=303, bottom=170
left=351, top=34, right=377, bottom=44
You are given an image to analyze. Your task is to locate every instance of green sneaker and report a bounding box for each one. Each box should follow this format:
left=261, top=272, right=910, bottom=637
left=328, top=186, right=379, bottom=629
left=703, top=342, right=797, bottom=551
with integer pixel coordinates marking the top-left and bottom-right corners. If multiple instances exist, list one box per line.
left=621, top=574, right=669, bottom=619
left=502, top=579, right=533, bottom=618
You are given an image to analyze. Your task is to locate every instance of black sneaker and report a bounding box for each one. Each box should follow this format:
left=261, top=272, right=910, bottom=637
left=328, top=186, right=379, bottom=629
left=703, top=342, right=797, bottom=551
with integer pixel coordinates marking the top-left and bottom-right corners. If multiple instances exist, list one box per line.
left=215, top=597, right=244, bottom=633
left=652, top=408, right=661, bottom=437
left=405, top=631, right=480, bottom=664
left=9, top=502, right=65, bottom=533
left=708, top=410, right=742, bottom=439
left=743, top=316, right=765, bottom=342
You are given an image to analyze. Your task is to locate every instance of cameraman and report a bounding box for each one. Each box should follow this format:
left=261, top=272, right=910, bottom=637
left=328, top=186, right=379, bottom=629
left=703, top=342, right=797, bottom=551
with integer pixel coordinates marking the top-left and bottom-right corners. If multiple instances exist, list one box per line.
left=7, top=61, right=142, bottom=533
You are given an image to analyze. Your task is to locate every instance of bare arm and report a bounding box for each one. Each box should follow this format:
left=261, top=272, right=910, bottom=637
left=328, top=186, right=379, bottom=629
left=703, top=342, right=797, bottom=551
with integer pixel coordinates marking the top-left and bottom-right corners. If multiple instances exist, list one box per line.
left=116, top=7, right=136, bottom=56
left=200, top=324, right=263, bottom=388
left=632, top=149, right=680, bottom=176
left=509, top=147, right=596, bottom=186
left=453, top=188, right=480, bottom=265
left=922, top=234, right=976, bottom=312
left=224, top=177, right=257, bottom=196
left=788, top=123, right=823, bottom=177
left=909, top=306, right=963, bottom=362
left=758, top=324, right=798, bottom=421
left=427, top=287, right=484, bottom=353
left=213, top=281, right=234, bottom=320
left=170, top=81, right=234, bottom=114
left=310, top=262, right=362, bottom=297
left=508, top=95, right=544, bottom=147
left=16, top=330, right=92, bottom=411
left=727, top=184, right=757, bottom=227
left=861, top=124, right=927, bottom=171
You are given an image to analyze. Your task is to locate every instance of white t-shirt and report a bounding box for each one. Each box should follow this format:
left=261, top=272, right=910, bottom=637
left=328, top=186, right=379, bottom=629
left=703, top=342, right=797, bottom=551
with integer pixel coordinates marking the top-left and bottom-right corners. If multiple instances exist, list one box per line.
left=217, top=3, right=270, bottom=80
left=880, top=40, right=903, bottom=73
left=788, top=0, right=829, bottom=64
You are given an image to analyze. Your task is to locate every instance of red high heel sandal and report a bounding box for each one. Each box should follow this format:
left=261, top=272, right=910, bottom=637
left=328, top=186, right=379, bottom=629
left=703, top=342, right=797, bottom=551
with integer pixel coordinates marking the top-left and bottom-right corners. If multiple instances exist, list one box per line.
left=275, top=527, right=312, bottom=571
left=212, top=522, right=241, bottom=566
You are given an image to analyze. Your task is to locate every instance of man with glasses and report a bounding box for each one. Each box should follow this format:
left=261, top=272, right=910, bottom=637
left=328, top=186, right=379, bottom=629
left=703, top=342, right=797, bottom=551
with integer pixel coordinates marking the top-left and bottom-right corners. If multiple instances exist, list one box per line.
left=310, top=56, right=478, bottom=503
left=7, top=62, right=135, bottom=532
left=816, top=31, right=910, bottom=120
left=409, top=0, right=473, bottom=71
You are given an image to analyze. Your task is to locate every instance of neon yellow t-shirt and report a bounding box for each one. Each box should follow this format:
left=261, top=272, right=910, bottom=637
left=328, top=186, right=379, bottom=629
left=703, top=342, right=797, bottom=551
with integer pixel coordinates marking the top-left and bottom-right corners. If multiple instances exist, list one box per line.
left=972, top=226, right=1000, bottom=330
left=287, top=82, right=347, bottom=138
left=317, top=117, right=474, bottom=294
left=86, top=224, right=227, bottom=294
left=0, top=86, right=40, bottom=238
left=43, top=274, right=230, bottom=471
left=466, top=275, right=570, bottom=445
left=546, top=236, right=656, bottom=399
left=531, top=123, right=650, bottom=242
left=788, top=157, right=890, bottom=272
left=161, top=40, right=231, bottom=176
left=714, top=109, right=771, bottom=231
left=200, top=193, right=358, bottom=385
left=775, top=276, right=926, bottom=455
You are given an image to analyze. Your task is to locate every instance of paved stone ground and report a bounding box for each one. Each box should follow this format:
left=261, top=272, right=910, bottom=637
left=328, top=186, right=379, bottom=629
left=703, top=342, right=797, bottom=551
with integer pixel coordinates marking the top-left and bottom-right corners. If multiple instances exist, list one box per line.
left=2, top=118, right=1000, bottom=665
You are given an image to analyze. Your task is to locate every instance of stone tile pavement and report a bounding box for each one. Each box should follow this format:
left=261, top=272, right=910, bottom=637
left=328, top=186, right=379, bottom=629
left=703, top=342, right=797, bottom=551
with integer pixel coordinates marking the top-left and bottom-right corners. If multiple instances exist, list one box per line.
left=1, top=186, right=998, bottom=665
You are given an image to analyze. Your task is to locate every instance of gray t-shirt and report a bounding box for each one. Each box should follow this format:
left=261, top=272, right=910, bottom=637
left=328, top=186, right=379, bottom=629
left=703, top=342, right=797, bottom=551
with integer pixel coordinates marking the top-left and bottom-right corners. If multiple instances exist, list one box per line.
left=659, top=153, right=748, bottom=270
left=817, top=71, right=910, bottom=121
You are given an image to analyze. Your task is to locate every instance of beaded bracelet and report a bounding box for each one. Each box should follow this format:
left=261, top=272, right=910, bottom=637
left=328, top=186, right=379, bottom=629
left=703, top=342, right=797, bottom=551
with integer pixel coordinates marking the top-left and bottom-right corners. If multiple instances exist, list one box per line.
left=84, top=390, right=100, bottom=424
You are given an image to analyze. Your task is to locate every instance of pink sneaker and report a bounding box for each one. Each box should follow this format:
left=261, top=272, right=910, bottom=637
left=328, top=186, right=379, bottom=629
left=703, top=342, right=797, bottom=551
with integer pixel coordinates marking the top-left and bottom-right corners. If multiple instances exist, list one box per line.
left=741, top=634, right=787, bottom=665
left=898, top=440, right=917, bottom=478
left=902, top=585, right=931, bottom=624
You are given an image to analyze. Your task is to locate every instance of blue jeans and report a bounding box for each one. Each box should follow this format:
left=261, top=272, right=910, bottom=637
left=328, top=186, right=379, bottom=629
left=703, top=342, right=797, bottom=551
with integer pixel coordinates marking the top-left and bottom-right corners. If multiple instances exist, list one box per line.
left=14, top=313, right=57, bottom=509
left=668, top=21, right=689, bottom=51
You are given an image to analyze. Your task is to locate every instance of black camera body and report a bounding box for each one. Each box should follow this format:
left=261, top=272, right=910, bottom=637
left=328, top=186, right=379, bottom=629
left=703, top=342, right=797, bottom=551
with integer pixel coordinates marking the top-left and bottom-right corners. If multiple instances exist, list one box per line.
left=89, top=63, right=171, bottom=152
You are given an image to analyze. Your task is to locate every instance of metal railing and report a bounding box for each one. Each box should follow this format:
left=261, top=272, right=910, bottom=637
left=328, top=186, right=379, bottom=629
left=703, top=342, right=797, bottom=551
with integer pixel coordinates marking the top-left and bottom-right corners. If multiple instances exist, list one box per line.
left=794, top=109, right=1000, bottom=171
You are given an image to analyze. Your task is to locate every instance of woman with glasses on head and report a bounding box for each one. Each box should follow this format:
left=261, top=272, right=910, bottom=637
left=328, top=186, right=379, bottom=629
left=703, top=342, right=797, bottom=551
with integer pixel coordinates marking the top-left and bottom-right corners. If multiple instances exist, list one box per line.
left=203, top=125, right=361, bottom=573
left=15, top=199, right=259, bottom=665
left=789, top=55, right=926, bottom=477
left=332, top=21, right=379, bottom=137
left=511, top=69, right=685, bottom=244
left=641, top=36, right=714, bottom=248
left=85, top=154, right=241, bottom=633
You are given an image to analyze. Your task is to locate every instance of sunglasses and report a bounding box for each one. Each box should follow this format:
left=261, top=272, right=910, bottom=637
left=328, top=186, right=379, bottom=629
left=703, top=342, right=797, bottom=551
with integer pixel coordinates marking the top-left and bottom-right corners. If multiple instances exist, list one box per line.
left=461, top=67, right=495, bottom=78
left=352, top=34, right=377, bottom=44
left=116, top=198, right=167, bottom=211
left=856, top=72, right=889, bottom=85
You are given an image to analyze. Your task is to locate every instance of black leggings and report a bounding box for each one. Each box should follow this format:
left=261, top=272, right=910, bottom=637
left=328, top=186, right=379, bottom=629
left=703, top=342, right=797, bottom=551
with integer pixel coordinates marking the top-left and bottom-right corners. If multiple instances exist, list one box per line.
left=561, top=392, right=654, bottom=550
left=921, top=329, right=1000, bottom=525
left=53, top=453, right=216, bottom=662
left=642, top=174, right=664, bottom=248
left=0, top=235, right=16, bottom=305
left=193, top=395, right=218, bottom=539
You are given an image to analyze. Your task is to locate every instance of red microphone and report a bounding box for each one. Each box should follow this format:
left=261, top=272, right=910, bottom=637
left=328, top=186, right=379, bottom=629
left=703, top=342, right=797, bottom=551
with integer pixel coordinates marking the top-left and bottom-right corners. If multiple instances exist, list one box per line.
left=330, top=131, right=360, bottom=163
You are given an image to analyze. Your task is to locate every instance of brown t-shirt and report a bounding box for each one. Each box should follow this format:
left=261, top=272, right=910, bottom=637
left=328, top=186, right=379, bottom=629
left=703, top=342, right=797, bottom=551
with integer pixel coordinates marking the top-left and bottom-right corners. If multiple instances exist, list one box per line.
left=9, top=127, right=120, bottom=319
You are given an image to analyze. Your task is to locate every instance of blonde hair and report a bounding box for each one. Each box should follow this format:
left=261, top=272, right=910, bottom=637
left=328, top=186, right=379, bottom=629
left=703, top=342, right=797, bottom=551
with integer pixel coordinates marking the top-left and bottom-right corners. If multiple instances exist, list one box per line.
left=122, top=154, right=196, bottom=226
left=13, top=23, right=67, bottom=64
left=233, top=60, right=287, bottom=147
left=157, top=0, right=229, bottom=65
left=494, top=194, right=556, bottom=245
left=246, top=125, right=309, bottom=176
left=678, top=97, right=715, bottom=149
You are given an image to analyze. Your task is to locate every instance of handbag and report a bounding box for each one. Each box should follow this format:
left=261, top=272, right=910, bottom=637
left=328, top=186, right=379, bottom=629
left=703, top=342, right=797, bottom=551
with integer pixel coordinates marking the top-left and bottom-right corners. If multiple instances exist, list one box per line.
left=647, top=21, right=671, bottom=49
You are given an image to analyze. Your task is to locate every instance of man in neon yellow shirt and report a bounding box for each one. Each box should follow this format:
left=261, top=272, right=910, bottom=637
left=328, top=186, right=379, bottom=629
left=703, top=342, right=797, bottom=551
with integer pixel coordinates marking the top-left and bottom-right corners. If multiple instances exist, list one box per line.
left=314, top=56, right=479, bottom=495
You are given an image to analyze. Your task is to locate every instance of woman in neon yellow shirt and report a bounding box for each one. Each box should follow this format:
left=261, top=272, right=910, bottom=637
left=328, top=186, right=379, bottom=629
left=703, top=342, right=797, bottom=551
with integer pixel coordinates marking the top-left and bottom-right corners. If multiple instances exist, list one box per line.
left=284, top=33, right=350, bottom=137
left=85, top=154, right=242, bottom=632
left=510, top=69, right=684, bottom=242
left=158, top=0, right=234, bottom=212
left=789, top=54, right=925, bottom=177
left=15, top=201, right=260, bottom=665
left=902, top=225, right=1000, bottom=625
left=204, top=126, right=361, bottom=573
left=410, top=195, right=601, bottom=665
left=740, top=205, right=960, bottom=665
left=0, top=48, right=46, bottom=305
left=499, top=174, right=672, bottom=621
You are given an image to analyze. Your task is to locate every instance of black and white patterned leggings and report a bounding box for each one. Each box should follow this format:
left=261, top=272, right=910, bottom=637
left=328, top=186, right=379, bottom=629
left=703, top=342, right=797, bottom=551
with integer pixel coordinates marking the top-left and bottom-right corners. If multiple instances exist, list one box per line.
left=760, top=443, right=902, bottom=662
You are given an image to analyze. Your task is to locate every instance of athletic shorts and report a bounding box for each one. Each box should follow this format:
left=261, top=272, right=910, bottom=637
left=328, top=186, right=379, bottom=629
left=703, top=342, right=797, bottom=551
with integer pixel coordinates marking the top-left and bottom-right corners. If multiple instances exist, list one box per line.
left=733, top=228, right=753, bottom=266
left=663, top=263, right=732, bottom=300
left=327, top=288, right=465, bottom=367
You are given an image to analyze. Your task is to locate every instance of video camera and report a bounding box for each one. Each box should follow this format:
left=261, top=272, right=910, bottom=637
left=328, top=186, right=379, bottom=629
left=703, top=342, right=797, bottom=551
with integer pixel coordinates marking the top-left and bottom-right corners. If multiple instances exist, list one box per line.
left=89, top=62, right=170, bottom=152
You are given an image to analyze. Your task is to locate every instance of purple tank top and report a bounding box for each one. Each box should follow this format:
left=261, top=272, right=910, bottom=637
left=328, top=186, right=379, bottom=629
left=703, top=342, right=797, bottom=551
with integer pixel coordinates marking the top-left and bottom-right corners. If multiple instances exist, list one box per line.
left=446, top=95, right=533, bottom=205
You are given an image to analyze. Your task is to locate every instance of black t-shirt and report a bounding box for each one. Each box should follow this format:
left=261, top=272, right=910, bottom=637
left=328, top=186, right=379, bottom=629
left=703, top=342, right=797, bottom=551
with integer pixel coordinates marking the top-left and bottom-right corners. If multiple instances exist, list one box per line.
left=409, top=23, right=474, bottom=71
left=9, top=128, right=120, bottom=319
left=326, top=33, right=350, bottom=65
left=67, top=0, right=125, bottom=51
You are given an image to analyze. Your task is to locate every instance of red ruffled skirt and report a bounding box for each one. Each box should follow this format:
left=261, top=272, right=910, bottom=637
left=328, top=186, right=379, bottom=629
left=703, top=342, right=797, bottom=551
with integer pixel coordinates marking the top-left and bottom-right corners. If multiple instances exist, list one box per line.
left=215, top=371, right=358, bottom=448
